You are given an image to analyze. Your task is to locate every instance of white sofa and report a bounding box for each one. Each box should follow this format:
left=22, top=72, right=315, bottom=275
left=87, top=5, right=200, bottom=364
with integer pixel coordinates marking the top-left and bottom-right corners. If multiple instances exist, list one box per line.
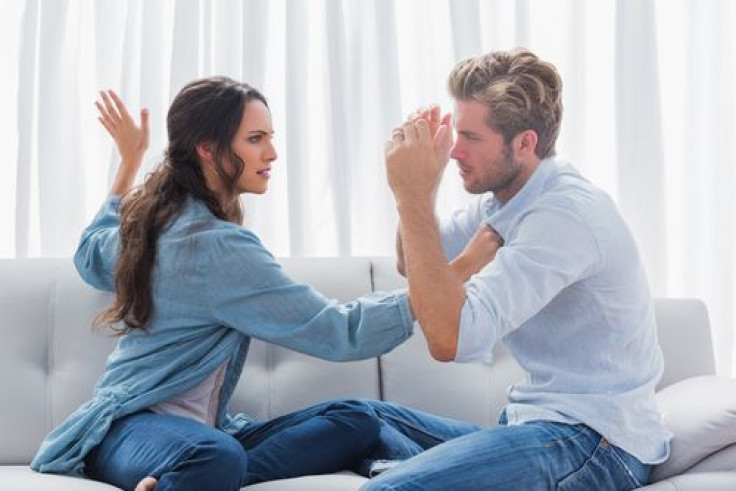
left=1, top=257, right=735, bottom=490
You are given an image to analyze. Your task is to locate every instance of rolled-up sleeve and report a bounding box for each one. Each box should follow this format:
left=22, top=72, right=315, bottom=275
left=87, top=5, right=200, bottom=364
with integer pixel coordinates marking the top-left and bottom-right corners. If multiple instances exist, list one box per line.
left=455, top=205, right=602, bottom=363
left=205, top=228, right=414, bottom=362
left=73, top=196, right=122, bottom=292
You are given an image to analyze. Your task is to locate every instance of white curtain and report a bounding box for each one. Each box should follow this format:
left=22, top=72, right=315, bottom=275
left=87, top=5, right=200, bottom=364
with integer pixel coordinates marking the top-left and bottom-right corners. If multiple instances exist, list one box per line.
left=1, top=0, right=734, bottom=375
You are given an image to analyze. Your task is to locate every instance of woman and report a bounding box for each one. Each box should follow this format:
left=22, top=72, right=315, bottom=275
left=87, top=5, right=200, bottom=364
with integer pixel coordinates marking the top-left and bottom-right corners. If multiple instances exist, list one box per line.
left=31, top=77, right=496, bottom=490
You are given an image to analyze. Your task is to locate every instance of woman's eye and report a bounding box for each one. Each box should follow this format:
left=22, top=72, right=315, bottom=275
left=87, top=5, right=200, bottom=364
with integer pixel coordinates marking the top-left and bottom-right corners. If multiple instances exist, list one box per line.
left=248, top=135, right=262, bottom=143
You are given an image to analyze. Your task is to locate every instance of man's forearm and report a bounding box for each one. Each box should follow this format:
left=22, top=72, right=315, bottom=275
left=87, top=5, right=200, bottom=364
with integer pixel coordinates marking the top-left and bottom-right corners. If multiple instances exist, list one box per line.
left=398, top=200, right=466, bottom=361
left=395, top=228, right=407, bottom=276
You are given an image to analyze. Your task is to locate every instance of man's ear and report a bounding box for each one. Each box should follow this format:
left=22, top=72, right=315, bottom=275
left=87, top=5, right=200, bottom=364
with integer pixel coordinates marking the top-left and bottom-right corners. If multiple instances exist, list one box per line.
left=196, top=142, right=214, bottom=166
left=514, top=130, right=538, bottom=158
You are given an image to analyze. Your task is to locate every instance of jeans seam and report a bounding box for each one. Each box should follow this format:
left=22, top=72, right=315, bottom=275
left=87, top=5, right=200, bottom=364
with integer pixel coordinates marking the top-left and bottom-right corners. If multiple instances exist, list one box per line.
left=609, top=445, right=644, bottom=488
left=537, top=423, right=591, bottom=447
left=378, top=412, right=451, bottom=446
left=556, top=437, right=604, bottom=490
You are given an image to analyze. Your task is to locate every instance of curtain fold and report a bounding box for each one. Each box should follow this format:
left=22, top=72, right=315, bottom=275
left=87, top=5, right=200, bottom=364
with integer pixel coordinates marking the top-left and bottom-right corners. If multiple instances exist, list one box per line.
left=284, top=0, right=310, bottom=257
left=615, top=0, right=667, bottom=294
left=14, top=0, right=39, bottom=258
left=449, top=0, right=481, bottom=61
left=325, top=0, right=352, bottom=257
left=682, top=0, right=735, bottom=374
left=37, top=0, right=85, bottom=257
left=3, top=0, right=735, bottom=374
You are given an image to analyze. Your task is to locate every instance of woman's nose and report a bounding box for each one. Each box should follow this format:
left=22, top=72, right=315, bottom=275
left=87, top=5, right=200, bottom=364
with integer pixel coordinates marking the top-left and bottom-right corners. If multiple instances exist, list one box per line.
left=265, top=142, right=278, bottom=162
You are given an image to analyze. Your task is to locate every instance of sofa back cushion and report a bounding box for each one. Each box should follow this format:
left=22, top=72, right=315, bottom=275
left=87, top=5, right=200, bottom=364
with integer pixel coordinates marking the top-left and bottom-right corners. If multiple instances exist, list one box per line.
left=0, top=260, right=58, bottom=464
left=654, top=298, right=715, bottom=389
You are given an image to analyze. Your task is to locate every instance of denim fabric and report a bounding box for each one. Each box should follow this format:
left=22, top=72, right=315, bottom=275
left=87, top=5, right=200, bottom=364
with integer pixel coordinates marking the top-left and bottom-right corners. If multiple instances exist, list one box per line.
left=357, top=401, right=481, bottom=475
left=361, top=406, right=650, bottom=491
left=86, top=400, right=384, bottom=490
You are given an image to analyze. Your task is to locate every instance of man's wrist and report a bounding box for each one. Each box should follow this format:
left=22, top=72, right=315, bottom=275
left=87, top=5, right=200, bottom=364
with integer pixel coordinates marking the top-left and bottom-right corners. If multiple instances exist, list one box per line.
left=395, top=196, right=435, bottom=217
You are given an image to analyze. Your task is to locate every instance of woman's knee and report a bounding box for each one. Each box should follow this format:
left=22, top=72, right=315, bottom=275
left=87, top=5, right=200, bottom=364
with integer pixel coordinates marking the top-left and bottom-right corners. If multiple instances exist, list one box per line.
left=187, top=435, right=248, bottom=471
left=162, top=435, right=248, bottom=490
left=322, top=399, right=382, bottom=449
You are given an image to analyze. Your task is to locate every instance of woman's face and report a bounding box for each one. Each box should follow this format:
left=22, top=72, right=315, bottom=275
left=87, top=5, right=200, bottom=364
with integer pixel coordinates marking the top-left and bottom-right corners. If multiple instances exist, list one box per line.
left=230, top=100, right=277, bottom=195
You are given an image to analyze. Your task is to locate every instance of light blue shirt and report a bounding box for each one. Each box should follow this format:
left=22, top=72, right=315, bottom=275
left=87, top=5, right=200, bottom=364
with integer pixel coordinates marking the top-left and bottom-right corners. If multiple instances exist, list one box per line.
left=31, top=195, right=413, bottom=476
left=442, top=158, right=671, bottom=464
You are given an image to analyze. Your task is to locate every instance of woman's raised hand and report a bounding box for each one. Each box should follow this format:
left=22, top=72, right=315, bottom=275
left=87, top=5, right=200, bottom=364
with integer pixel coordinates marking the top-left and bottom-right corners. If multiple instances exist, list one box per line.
left=95, top=90, right=150, bottom=195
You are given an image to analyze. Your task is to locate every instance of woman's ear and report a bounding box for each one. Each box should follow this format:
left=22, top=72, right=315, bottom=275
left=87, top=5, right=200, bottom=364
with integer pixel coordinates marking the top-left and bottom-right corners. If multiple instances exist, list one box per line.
left=196, top=142, right=214, bottom=166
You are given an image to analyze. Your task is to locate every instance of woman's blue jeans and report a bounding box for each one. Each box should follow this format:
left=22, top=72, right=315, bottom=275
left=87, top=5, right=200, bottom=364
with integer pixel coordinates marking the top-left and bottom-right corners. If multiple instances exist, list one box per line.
left=85, top=399, right=383, bottom=490
left=361, top=403, right=651, bottom=491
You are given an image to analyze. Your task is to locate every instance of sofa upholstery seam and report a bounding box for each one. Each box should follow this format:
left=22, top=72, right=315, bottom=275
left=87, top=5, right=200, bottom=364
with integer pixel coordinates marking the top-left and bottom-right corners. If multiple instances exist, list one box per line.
left=46, top=266, right=58, bottom=432
left=370, top=260, right=385, bottom=401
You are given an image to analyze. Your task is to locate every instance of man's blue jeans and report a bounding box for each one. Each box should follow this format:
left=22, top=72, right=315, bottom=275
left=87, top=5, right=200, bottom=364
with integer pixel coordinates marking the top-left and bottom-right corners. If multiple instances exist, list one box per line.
left=361, top=402, right=651, bottom=490
left=85, top=399, right=383, bottom=490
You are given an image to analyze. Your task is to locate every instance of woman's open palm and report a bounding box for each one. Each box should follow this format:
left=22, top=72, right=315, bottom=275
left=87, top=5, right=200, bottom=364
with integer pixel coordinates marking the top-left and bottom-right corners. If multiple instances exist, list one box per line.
left=95, top=90, right=149, bottom=171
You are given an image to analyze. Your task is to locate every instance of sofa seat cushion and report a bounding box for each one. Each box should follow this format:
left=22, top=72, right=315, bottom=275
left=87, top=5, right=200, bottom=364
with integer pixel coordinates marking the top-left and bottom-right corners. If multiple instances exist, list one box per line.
left=243, top=471, right=367, bottom=490
left=2, top=466, right=368, bottom=490
left=0, top=466, right=119, bottom=490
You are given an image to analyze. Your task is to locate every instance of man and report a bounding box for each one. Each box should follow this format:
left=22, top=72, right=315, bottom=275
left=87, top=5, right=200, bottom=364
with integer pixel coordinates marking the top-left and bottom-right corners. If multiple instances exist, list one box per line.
left=366, top=48, right=670, bottom=489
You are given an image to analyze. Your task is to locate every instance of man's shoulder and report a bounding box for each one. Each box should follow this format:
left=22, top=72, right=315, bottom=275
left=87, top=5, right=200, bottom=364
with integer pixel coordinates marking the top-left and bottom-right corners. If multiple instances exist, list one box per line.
left=538, top=163, right=612, bottom=214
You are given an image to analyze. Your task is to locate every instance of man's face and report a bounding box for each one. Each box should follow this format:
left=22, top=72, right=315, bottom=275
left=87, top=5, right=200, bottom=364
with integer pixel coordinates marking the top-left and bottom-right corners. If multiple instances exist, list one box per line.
left=450, top=100, right=522, bottom=201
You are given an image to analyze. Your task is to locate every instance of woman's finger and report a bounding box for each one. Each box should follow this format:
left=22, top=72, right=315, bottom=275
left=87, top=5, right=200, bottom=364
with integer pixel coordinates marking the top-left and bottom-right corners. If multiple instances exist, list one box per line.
left=100, top=91, right=121, bottom=123
left=95, top=101, right=116, bottom=133
left=98, top=116, right=115, bottom=138
left=108, top=90, right=132, bottom=122
left=94, top=100, right=109, bottom=120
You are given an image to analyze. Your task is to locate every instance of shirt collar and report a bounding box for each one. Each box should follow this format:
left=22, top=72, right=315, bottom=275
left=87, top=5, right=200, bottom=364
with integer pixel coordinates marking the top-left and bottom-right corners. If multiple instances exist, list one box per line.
left=482, top=157, right=558, bottom=238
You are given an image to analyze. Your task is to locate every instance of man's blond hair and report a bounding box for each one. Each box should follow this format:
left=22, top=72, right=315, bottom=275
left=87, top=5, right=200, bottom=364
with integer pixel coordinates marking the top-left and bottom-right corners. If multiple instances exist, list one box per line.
left=448, top=48, right=563, bottom=159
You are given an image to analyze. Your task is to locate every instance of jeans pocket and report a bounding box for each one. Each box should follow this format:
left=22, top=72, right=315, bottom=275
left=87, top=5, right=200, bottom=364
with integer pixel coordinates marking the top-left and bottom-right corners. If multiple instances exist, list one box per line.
left=556, top=438, right=643, bottom=491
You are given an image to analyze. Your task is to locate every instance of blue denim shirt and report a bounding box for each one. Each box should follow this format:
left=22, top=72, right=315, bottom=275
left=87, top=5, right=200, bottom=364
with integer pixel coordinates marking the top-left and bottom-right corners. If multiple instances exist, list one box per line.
left=31, top=195, right=413, bottom=476
left=441, top=158, right=671, bottom=464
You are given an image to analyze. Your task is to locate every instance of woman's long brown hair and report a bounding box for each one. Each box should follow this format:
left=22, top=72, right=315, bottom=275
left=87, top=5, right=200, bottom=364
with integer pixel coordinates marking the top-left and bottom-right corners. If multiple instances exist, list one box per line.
left=95, top=77, right=268, bottom=334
